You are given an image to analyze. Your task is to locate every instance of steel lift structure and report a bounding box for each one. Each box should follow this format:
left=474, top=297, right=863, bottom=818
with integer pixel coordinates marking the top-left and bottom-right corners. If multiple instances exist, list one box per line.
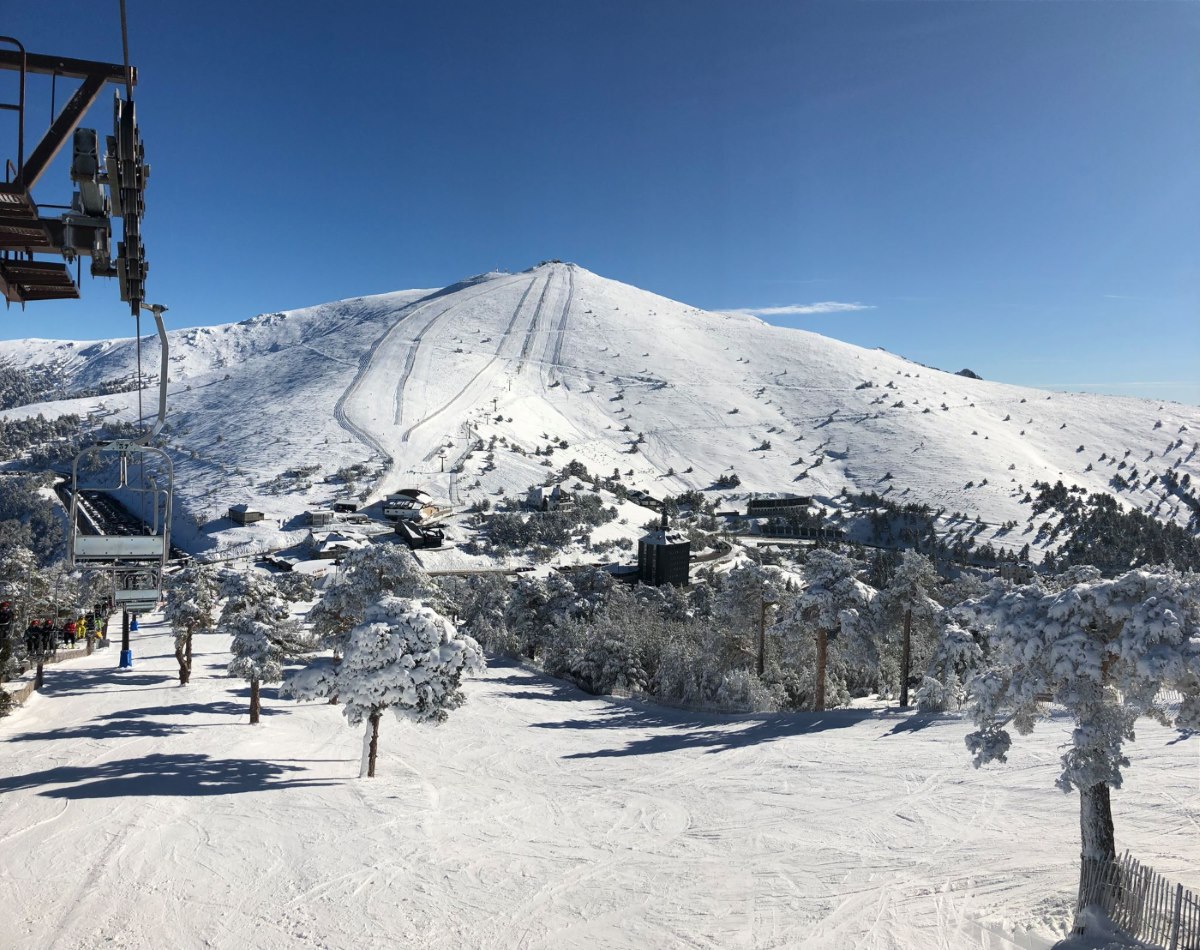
left=2, top=10, right=171, bottom=666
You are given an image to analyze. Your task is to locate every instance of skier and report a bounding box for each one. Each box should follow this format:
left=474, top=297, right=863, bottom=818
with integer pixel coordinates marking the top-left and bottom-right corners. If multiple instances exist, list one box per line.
left=25, top=620, right=38, bottom=655
left=130, top=615, right=140, bottom=632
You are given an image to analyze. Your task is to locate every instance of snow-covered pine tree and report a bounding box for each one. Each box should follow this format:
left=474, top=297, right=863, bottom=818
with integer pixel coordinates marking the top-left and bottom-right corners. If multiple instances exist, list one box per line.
left=309, top=545, right=443, bottom=654
left=504, top=572, right=577, bottom=661
left=875, top=551, right=942, bottom=705
left=164, top=564, right=220, bottom=685
left=715, top=562, right=793, bottom=677
left=956, top=567, right=1200, bottom=932
left=285, top=596, right=485, bottom=777
left=913, top=620, right=982, bottom=712
left=775, top=549, right=876, bottom=710
left=436, top=573, right=513, bottom=653
left=0, top=545, right=40, bottom=699
left=220, top=570, right=311, bottom=724
left=0, top=545, right=40, bottom=715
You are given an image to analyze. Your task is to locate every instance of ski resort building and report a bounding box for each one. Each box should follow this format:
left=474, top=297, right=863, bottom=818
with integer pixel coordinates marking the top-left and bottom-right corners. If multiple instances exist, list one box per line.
left=745, top=495, right=813, bottom=517
left=309, top=531, right=366, bottom=560
left=637, top=513, right=690, bottom=587
left=383, top=497, right=436, bottom=521
left=228, top=504, right=264, bottom=525
left=307, top=510, right=335, bottom=528
left=395, top=519, right=445, bottom=549
left=527, top=483, right=572, bottom=511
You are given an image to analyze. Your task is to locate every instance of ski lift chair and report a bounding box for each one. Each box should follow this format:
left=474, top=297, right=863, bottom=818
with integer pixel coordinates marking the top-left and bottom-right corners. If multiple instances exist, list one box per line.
left=110, top=566, right=162, bottom=614
left=68, top=303, right=173, bottom=591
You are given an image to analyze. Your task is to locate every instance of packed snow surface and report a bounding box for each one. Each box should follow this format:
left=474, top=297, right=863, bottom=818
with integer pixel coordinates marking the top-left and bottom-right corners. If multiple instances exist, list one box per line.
left=2, top=263, right=1197, bottom=558
left=1, top=617, right=1196, bottom=949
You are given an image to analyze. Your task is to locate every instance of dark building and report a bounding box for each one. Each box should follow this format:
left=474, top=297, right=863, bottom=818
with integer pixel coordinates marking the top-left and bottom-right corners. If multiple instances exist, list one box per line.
left=637, top=512, right=691, bottom=587
left=746, top=495, right=812, bottom=516
left=307, top=509, right=335, bottom=528
left=228, top=504, right=264, bottom=525
left=395, top=519, right=445, bottom=549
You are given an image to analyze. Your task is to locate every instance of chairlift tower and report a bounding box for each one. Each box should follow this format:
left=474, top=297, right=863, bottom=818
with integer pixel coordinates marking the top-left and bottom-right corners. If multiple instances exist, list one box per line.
left=1, top=15, right=172, bottom=672
left=0, top=40, right=148, bottom=311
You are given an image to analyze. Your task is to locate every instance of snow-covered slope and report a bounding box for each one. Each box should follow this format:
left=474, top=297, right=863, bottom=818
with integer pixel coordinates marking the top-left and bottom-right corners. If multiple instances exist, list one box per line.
left=2, top=262, right=1197, bottom=557
left=1, top=618, right=1195, bottom=949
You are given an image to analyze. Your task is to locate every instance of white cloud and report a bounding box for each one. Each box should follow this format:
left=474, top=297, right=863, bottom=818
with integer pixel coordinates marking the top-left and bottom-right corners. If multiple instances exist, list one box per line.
left=734, top=301, right=875, bottom=317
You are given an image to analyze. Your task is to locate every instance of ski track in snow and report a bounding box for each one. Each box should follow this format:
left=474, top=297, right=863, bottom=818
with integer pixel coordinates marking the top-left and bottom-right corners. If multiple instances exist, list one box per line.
left=390, top=278, right=528, bottom=427
left=548, top=263, right=576, bottom=380
left=401, top=275, right=543, bottom=445
left=518, top=271, right=555, bottom=373
left=1, top=618, right=1198, bottom=950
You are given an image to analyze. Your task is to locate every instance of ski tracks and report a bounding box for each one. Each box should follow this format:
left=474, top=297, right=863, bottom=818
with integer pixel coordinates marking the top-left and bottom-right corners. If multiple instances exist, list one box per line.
left=517, top=272, right=554, bottom=373
left=548, top=262, right=575, bottom=380
left=400, top=274, right=541, bottom=444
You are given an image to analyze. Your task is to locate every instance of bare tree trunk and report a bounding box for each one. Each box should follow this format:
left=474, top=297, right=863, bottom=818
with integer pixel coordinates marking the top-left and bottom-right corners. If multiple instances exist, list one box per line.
left=359, top=718, right=373, bottom=777
left=1077, top=782, right=1117, bottom=923
left=814, top=628, right=828, bottom=711
left=175, top=623, right=193, bottom=686
left=249, top=678, right=261, bottom=724
left=367, top=711, right=381, bottom=778
left=757, top=598, right=767, bottom=677
left=899, top=608, right=913, bottom=708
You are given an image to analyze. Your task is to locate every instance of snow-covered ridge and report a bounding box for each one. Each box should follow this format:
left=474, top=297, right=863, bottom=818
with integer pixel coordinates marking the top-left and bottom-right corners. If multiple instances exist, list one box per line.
left=2, top=262, right=1197, bottom=557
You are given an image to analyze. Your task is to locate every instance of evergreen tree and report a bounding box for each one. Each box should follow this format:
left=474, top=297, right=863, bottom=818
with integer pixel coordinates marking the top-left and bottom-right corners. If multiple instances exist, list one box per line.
left=285, top=596, right=484, bottom=777
left=309, top=545, right=442, bottom=654
left=775, top=550, right=876, bottom=710
left=164, top=565, right=220, bottom=685
left=956, top=568, right=1200, bottom=934
left=220, top=570, right=311, bottom=724
left=715, top=562, right=792, bottom=677
left=875, top=551, right=942, bottom=705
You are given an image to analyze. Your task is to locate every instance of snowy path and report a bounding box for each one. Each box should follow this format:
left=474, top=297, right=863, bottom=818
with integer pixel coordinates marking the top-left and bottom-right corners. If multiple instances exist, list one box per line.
left=2, top=620, right=1197, bottom=950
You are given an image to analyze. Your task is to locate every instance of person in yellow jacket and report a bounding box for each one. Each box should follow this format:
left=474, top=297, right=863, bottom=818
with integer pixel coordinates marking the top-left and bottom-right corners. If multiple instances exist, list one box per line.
left=75, top=615, right=89, bottom=647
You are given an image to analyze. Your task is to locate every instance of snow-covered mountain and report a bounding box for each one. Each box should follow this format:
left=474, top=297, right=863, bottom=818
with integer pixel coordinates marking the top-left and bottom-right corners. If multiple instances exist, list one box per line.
left=2, top=262, right=1198, bottom=558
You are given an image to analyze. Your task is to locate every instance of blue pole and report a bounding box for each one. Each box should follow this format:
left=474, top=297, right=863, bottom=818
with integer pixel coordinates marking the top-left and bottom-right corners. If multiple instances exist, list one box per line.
left=118, top=610, right=133, bottom=669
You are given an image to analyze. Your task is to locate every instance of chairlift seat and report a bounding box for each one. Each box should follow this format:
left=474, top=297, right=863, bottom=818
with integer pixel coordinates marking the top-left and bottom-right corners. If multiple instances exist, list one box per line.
left=114, top=588, right=159, bottom=605
left=74, top=534, right=166, bottom=561
left=119, top=600, right=158, bottom=614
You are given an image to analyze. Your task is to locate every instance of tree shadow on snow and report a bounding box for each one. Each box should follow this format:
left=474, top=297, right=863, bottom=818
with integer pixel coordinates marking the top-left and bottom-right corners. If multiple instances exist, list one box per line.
left=93, top=700, right=281, bottom=720
left=538, top=704, right=879, bottom=758
left=881, top=713, right=946, bottom=736
left=39, top=667, right=172, bottom=697
left=0, top=752, right=336, bottom=798
left=6, top=718, right=186, bottom=743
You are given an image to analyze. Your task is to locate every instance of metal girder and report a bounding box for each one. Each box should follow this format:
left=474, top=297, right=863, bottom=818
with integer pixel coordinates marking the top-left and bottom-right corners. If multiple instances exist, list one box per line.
left=0, top=49, right=131, bottom=84
left=14, top=72, right=107, bottom=190
left=0, top=47, right=145, bottom=312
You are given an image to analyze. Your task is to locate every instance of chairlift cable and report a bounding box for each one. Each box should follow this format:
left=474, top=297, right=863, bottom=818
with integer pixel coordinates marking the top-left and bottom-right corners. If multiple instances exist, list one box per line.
left=119, top=0, right=133, bottom=101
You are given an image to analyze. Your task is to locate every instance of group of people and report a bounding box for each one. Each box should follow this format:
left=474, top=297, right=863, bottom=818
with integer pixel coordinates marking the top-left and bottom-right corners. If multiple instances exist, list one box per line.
left=23, top=611, right=106, bottom=657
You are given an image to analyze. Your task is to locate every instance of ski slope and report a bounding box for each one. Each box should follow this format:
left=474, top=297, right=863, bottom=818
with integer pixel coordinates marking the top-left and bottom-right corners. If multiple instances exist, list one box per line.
left=2, top=262, right=1198, bottom=559
left=1, top=618, right=1196, bottom=949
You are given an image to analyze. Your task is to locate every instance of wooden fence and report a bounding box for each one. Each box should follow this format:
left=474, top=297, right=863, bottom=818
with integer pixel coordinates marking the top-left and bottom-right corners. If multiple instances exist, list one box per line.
left=1077, top=850, right=1200, bottom=949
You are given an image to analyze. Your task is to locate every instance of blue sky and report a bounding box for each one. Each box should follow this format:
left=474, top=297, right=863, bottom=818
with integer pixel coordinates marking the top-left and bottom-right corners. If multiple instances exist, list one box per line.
left=4, top=1, right=1198, bottom=404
